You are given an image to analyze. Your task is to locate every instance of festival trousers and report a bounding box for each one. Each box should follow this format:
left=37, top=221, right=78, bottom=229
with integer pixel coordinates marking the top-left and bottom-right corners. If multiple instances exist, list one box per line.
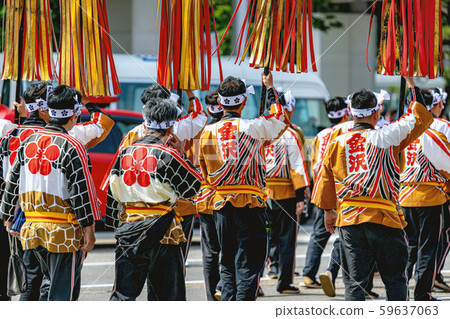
left=180, top=214, right=196, bottom=261
left=437, top=202, right=450, bottom=275
left=266, top=198, right=298, bottom=290
left=402, top=205, right=443, bottom=301
left=213, top=203, right=268, bottom=301
left=303, top=206, right=334, bottom=280
left=19, top=249, right=44, bottom=301
left=33, top=246, right=84, bottom=301
left=325, top=236, right=341, bottom=284
left=339, top=223, right=408, bottom=301
left=110, top=242, right=185, bottom=301
left=199, top=213, right=221, bottom=301
left=0, top=223, right=10, bottom=301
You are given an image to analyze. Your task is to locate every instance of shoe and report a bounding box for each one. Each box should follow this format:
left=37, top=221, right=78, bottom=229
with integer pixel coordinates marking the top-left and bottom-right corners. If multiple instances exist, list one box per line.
left=214, top=289, right=221, bottom=301
left=294, top=271, right=300, bottom=277
left=319, top=271, right=336, bottom=297
left=434, top=274, right=450, bottom=291
left=267, top=273, right=279, bottom=279
left=301, top=276, right=321, bottom=288
left=278, top=285, right=300, bottom=294
left=365, top=290, right=379, bottom=299
left=257, top=287, right=265, bottom=297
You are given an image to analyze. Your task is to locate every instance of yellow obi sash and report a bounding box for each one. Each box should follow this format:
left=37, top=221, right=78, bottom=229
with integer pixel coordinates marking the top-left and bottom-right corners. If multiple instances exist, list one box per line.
left=400, top=182, right=444, bottom=187
left=25, top=212, right=79, bottom=225
left=215, top=185, right=268, bottom=202
left=125, top=204, right=182, bottom=222
left=266, top=178, right=292, bottom=186
left=341, top=196, right=405, bottom=221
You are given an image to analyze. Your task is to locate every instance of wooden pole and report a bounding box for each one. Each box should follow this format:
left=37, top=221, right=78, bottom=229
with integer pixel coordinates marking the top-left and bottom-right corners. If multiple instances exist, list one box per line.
left=259, top=67, right=270, bottom=115
left=14, top=8, right=25, bottom=125
left=397, top=76, right=406, bottom=118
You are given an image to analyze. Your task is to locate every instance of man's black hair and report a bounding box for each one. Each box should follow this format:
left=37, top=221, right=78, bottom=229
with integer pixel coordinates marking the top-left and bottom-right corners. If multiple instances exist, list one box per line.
left=47, top=85, right=81, bottom=126
left=143, top=98, right=178, bottom=135
left=205, top=90, right=223, bottom=119
left=326, top=97, right=348, bottom=124
left=140, top=84, right=171, bottom=104
left=23, top=82, right=50, bottom=118
left=217, top=76, right=246, bottom=111
left=351, top=89, right=377, bottom=110
left=406, top=88, right=433, bottom=108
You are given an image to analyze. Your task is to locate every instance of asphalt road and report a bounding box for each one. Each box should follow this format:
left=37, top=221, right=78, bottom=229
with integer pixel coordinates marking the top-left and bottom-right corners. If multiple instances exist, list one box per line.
left=76, top=221, right=450, bottom=301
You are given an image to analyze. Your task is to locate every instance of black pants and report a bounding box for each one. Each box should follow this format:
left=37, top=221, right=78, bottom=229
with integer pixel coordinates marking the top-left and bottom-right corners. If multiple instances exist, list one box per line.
left=0, top=224, right=10, bottom=301
left=339, top=223, right=408, bottom=301
left=437, top=203, right=450, bottom=275
left=33, top=246, right=84, bottom=301
left=213, top=203, right=267, bottom=301
left=266, top=198, right=298, bottom=290
left=111, top=242, right=185, bottom=301
left=303, top=207, right=332, bottom=280
left=180, top=214, right=196, bottom=261
left=19, top=249, right=44, bottom=301
left=199, top=213, right=221, bottom=301
left=403, top=205, right=443, bottom=301
left=325, top=236, right=341, bottom=284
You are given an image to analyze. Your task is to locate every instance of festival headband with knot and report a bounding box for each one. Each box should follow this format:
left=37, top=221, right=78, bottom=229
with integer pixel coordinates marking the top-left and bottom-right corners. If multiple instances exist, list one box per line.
left=431, top=88, right=448, bottom=109
left=282, top=90, right=296, bottom=112
left=328, top=108, right=349, bottom=119
left=207, top=104, right=223, bottom=114
left=144, top=119, right=176, bottom=130
left=26, top=85, right=53, bottom=112
left=218, top=84, right=255, bottom=106
left=48, top=94, right=83, bottom=118
left=347, top=90, right=390, bottom=118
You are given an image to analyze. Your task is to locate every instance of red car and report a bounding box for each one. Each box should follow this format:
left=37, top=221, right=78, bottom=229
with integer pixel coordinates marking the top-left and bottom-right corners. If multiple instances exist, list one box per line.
left=1, top=107, right=143, bottom=225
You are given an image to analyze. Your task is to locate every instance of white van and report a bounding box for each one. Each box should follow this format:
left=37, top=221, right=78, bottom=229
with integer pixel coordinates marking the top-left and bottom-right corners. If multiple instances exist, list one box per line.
left=112, top=54, right=331, bottom=138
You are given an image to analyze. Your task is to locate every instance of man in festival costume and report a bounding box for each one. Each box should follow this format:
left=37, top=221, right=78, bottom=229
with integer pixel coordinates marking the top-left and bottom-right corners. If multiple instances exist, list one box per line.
left=428, top=88, right=450, bottom=292
left=263, top=89, right=310, bottom=294
left=199, top=71, right=289, bottom=301
left=106, top=99, right=202, bottom=301
left=312, top=76, right=433, bottom=301
left=0, top=85, right=102, bottom=301
left=196, top=90, right=224, bottom=301
left=101, top=84, right=207, bottom=262
left=399, top=87, right=450, bottom=300
left=302, top=97, right=350, bottom=289
left=0, top=82, right=114, bottom=301
left=0, top=101, right=27, bottom=301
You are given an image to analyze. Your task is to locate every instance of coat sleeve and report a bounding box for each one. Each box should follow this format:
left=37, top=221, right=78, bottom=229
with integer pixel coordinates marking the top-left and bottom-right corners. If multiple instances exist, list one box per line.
left=105, top=153, right=124, bottom=230
left=172, top=98, right=208, bottom=142
left=0, top=144, right=22, bottom=222
left=311, top=142, right=337, bottom=210
left=69, top=111, right=115, bottom=149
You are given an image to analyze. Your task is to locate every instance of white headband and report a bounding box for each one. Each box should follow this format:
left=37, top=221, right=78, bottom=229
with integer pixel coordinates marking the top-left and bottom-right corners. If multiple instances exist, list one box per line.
left=26, top=85, right=52, bottom=112
left=328, top=108, right=349, bottom=119
left=48, top=95, right=82, bottom=118
left=207, top=104, right=223, bottom=114
left=347, top=90, right=390, bottom=118
left=432, top=88, right=448, bottom=109
left=218, top=85, right=255, bottom=106
left=144, top=120, right=176, bottom=130
left=282, top=90, right=296, bottom=112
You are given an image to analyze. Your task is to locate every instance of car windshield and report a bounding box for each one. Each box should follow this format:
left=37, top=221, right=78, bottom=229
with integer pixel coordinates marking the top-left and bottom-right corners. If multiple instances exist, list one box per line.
left=80, top=114, right=143, bottom=154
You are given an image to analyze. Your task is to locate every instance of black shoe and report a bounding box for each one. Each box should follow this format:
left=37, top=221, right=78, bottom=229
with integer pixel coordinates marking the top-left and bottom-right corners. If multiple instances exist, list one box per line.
left=278, top=285, right=300, bottom=294
left=434, top=274, right=450, bottom=291
left=365, top=290, right=379, bottom=299
left=258, top=287, right=265, bottom=297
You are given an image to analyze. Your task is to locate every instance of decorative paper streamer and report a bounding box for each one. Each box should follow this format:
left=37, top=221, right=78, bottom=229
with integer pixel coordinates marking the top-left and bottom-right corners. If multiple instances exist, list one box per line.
left=1, top=0, right=55, bottom=81
left=157, top=0, right=223, bottom=91
left=213, top=0, right=317, bottom=73
left=367, top=0, right=443, bottom=79
left=59, top=0, right=121, bottom=96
